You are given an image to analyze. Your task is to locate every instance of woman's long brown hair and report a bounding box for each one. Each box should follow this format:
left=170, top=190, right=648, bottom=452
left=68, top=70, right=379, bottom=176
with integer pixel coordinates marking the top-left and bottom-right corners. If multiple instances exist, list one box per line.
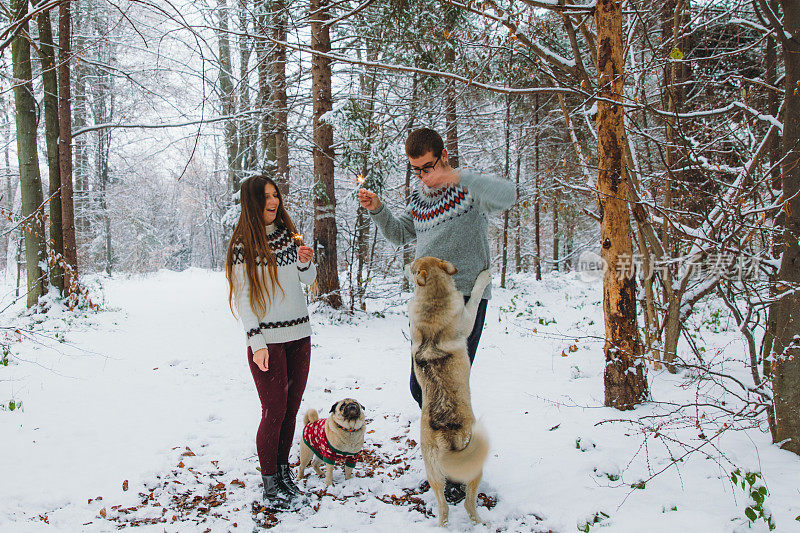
left=226, top=175, right=299, bottom=317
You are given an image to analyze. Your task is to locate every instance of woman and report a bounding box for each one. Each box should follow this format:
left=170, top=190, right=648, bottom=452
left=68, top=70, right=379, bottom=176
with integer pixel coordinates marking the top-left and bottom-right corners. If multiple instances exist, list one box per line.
left=226, top=175, right=316, bottom=507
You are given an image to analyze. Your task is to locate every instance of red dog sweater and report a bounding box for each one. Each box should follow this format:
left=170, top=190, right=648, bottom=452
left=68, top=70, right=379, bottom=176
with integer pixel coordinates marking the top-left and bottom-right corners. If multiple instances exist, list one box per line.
left=302, top=418, right=360, bottom=468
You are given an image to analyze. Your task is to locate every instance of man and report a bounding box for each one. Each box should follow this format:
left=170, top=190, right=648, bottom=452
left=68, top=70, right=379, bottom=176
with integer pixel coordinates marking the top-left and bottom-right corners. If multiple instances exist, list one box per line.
left=358, top=127, right=515, bottom=503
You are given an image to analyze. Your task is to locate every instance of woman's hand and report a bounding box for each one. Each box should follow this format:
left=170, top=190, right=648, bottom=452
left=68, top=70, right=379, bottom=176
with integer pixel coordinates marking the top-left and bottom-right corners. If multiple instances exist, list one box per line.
left=298, top=245, right=314, bottom=263
left=253, top=348, right=269, bottom=372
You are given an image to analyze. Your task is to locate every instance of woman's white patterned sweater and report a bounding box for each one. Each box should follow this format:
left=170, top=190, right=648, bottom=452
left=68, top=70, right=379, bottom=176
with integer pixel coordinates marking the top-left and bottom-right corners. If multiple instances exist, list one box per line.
left=231, top=224, right=317, bottom=352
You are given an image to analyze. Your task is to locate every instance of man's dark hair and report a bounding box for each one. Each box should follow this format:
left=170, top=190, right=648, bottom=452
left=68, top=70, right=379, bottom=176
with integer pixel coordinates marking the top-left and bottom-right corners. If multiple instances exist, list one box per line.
left=405, top=128, right=444, bottom=158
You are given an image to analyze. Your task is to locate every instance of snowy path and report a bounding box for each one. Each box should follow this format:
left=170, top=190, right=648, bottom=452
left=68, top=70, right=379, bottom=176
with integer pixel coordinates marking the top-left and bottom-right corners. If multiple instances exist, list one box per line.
left=1, top=270, right=799, bottom=532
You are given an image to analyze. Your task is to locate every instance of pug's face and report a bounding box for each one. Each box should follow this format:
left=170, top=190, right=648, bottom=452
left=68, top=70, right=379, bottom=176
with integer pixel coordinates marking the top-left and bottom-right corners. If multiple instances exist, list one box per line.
left=329, top=398, right=366, bottom=431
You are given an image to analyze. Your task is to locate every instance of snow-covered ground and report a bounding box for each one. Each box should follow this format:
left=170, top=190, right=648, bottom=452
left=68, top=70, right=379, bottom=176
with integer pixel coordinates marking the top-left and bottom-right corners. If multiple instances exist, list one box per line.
left=1, top=269, right=799, bottom=532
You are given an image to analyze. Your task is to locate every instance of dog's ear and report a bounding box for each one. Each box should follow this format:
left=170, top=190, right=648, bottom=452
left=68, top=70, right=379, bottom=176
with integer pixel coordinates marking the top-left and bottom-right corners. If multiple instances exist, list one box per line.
left=360, top=403, right=366, bottom=411
left=330, top=402, right=338, bottom=414
left=438, top=259, right=457, bottom=275
left=415, top=269, right=427, bottom=286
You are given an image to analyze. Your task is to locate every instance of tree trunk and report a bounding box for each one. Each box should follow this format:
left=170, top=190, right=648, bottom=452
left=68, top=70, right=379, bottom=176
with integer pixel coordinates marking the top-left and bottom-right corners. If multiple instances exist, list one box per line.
left=443, top=10, right=459, bottom=167
left=271, top=0, right=289, bottom=195
left=762, top=1, right=781, bottom=442
left=766, top=3, right=780, bottom=191
left=596, top=0, right=646, bottom=410
left=534, top=95, right=541, bottom=280
left=402, top=72, right=418, bottom=292
left=3, top=109, right=11, bottom=273
left=500, top=94, right=510, bottom=288
left=93, top=12, right=114, bottom=274
left=662, top=291, right=681, bottom=373
left=552, top=187, right=559, bottom=272
left=72, top=0, right=88, bottom=241
left=514, top=132, right=523, bottom=274
left=255, top=0, right=275, bottom=177
left=771, top=0, right=800, bottom=456
left=661, top=0, right=684, bottom=260
left=636, top=225, right=661, bottom=370
left=238, top=0, right=257, bottom=172
left=565, top=238, right=573, bottom=271
left=36, top=1, right=64, bottom=293
left=355, top=45, right=378, bottom=310
left=217, top=0, right=240, bottom=193
left=59, top=0, right=78, bottom=291
left=311, top=0, right=341, bottom=308
left=12, top=0, right=48, bottom=307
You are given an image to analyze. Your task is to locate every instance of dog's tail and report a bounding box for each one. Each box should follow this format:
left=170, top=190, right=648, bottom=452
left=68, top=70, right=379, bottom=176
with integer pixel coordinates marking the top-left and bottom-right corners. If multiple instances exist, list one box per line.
left=303, top=408, right=319, bottom=426
left=439, top=423, right=490, bottom=483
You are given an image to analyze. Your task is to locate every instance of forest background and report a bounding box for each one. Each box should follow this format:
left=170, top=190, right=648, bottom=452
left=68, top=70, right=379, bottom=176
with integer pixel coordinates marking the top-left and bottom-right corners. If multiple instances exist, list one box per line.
left=1, top=0, right=800, bottom=526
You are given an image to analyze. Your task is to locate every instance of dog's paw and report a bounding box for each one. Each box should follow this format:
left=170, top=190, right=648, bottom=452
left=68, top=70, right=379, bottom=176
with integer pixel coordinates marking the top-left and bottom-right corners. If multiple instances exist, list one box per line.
left=404, top=263, right=414, bottom=283
left=474, top=270, right=492, bottom=289
left=469, top=513, right=489, bottom=526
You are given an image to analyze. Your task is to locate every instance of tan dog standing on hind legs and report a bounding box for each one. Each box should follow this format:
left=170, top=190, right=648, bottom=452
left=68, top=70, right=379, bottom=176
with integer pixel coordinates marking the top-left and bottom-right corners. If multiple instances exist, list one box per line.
left=297, top=399, right=366, bottom=488
left=409, top=257, right=492, bottom=527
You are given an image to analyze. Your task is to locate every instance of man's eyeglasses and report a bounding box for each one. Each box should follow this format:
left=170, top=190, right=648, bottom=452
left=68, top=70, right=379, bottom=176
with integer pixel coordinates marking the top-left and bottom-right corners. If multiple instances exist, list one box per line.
left=410, top=154, right=441, bottom=176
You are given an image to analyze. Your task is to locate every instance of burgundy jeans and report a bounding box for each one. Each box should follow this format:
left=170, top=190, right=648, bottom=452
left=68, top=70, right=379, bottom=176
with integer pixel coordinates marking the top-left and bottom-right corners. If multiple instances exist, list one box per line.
left=247, top=336, right=311, bottom=475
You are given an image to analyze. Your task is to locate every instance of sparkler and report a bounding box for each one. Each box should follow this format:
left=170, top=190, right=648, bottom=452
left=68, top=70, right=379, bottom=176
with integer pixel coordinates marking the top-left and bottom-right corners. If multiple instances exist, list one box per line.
left=356, top=173, right=374, bottom=195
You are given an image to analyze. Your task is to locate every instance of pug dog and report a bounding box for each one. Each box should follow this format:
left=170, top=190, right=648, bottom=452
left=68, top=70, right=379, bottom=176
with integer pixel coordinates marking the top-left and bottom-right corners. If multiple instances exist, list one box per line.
left=297, top=398, right=366, bottom=487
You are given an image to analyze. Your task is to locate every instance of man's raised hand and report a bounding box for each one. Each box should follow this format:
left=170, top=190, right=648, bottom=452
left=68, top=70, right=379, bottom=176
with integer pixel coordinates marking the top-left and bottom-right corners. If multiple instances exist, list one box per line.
left=358, top=188, right=381, bottom=211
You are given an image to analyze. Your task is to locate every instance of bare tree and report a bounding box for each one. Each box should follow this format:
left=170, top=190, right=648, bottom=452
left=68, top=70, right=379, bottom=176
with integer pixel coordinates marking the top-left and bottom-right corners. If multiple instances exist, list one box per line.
left=237, top=0, right=257, bottom=172
left=311, top=0, right=342, bottom=308
left=533, top=94, right=541, bottom=280
left=35, top=0, right=63, bottom=292
left=767, top=0, right=800, bottom=456
left=91, top=6, right=115, bottom=273
left=217, top=0, right=240, bottom=192
left=270, top=0, right=289, bottom=193
left=58, top=0, right=78, bottom=292
left=596, top=0, right=647, bottom=409
left=12, top=0, right=47, bottom=306
left=443, top=5, right=459, bottom=167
